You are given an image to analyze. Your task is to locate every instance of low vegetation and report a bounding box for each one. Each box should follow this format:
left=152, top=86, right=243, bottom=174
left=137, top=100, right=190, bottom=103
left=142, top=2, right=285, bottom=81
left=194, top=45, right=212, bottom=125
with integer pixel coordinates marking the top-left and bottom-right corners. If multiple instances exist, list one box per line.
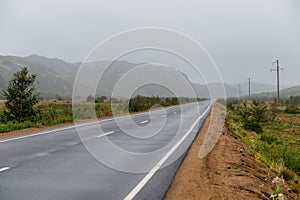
left=0, top=68, right=205, bottom=134
left=0, top=97, right=204, bottom=134
left=225, top=97, right=300, bottom=196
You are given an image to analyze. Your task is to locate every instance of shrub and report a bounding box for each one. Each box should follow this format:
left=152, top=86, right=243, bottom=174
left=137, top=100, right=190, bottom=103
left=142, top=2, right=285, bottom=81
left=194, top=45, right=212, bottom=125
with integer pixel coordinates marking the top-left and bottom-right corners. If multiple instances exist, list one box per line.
left=284, top=104, right=299, bottom=114
left=279, top=168, right=294, bottom=181
left=285, top=96, right=300, bottom=114
left=237, top=101, right=270, bottom=133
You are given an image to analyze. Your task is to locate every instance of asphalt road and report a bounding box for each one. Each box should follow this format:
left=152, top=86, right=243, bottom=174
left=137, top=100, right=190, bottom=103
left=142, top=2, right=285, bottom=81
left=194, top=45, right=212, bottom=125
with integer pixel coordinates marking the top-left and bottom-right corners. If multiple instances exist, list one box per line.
left=0, top=101, right=211, bottom=200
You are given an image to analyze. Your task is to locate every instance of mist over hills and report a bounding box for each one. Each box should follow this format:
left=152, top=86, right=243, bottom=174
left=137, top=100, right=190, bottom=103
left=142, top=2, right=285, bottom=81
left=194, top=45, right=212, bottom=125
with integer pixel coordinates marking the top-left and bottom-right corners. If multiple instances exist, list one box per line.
left=0, top=55, right=79, bottom=97
left=0, top=54, right=298, bottom=99
left=251, top=85, right=300, bottom=99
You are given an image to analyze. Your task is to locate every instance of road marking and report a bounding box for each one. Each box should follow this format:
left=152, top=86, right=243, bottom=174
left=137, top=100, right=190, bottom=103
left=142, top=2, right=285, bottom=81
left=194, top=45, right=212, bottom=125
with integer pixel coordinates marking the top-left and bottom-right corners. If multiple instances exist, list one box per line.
left=140, top=120, right=149, bottom=124
left=0, top=121, right=98, bottom=143
left=124, top=105, right=211, bottom=200
left=0, top=101, right=208, bottom=143
left=96, top=131, right=115, bottom=138
left=174, top=111, right=177, bottom=114
left=0, top=167, right=10, bottom=173
left=161, top=115, right=167, bottom=118
left=34, top=152, right=49, bottom=157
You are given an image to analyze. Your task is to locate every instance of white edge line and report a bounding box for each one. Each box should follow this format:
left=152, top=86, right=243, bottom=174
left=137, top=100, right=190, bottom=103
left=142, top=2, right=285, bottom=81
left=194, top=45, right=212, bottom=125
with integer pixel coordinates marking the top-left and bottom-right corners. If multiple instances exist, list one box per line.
left=0, top=122, right=95, bottom=143
left=0, top=167, right=10, bottom=172
left=123, top=104, right=211, bottom=200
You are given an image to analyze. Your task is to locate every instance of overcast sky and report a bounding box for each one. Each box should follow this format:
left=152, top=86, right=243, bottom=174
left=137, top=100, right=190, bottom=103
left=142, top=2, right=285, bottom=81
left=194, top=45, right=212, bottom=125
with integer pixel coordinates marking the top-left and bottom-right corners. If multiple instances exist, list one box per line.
left=0, top=0, right=299, bottom=86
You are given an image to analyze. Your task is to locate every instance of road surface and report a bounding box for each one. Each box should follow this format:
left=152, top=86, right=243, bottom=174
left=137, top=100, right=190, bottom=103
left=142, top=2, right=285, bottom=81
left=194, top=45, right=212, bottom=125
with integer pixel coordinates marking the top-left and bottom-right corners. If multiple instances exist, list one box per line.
left=0, top=101, right=210, bottom=200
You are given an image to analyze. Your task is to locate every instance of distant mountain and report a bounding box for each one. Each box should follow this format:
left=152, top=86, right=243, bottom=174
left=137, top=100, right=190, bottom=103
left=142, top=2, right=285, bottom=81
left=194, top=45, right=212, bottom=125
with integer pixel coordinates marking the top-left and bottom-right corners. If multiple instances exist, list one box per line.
left=0, top=54, right=298, bottom=100
left=251, top=85, right=300, bottom=99
left=0, top=55, right=141, bottom=98
left=281, top=86, right=300, bottom=96
left=0, top=55, right=80, bottom=97
left=230, top=82, right=277, bottom=95
left=0, top=55, right=222, bottom=99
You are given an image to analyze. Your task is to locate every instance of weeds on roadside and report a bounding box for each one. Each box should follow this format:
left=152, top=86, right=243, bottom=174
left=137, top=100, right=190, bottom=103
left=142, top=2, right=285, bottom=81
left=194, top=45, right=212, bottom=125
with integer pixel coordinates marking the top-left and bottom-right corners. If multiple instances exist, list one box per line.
left=225, top=98, right=300, bottom=196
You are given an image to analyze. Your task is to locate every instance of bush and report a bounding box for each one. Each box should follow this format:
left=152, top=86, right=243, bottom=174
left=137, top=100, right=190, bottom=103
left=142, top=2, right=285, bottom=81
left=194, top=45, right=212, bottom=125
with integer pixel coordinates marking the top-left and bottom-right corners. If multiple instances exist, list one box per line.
left=285, top=104, right=299, bottom=114
left=237, top=101, right=270, bottom=133
left=95, top=103, right=112, bottom=117
left=285, top=96, right=300, bottom=114
left=226, top=102, right=235, bottom=110
left=279, top=168, right=294, bottom=181
left=128, top=96, right=179, bottom=112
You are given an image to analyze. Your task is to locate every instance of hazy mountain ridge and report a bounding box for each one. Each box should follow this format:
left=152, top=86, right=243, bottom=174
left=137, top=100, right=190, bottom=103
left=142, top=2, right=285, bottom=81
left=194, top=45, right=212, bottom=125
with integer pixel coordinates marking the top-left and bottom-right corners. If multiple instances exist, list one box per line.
left=0, top=54, right=298, bottom=99
left=0, top=55, right=78, bottom=96
left=252, top=85, right=300, bottom=99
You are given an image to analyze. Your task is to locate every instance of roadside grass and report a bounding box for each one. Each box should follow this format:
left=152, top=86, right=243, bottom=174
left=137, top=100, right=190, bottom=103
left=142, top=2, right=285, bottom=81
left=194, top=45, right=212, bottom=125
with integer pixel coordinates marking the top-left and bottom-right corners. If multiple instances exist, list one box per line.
left=0, top=102, right=113, bottom=133
left=0, top=96, right=205, bottom=134
left=226, top=101, right=300, bottom=196
left=0, top=121, right=40, bottom=133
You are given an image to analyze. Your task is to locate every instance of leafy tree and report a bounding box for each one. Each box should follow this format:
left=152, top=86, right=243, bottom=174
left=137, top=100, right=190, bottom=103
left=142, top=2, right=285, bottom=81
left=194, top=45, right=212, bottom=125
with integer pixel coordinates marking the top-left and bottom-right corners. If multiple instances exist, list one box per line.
left=95, top=96, right=107, bottom=103
left=3, top=67, right=39, bottom=122
left=86, top=95, right=95, bottom=102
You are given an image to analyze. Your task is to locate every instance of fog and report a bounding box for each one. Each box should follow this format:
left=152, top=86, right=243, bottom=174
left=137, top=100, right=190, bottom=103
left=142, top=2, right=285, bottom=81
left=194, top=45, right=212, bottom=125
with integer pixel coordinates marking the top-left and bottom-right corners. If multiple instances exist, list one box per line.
left=1, top=0, right=299, bottom=86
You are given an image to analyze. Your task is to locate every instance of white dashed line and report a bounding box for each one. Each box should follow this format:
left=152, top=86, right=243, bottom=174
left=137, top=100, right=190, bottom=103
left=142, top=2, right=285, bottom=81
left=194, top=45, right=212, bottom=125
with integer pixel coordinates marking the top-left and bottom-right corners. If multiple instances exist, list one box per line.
left=160, top=115, right=167, bottom=118
left=0, top=103, right=204, bottom=143
left=140, top=120, right=149, bottom=124
left=96, top=131, right=115, bottom=138
left=124, top=105, right=211, bottom=200
left=0, top=167, right=10, bottom=173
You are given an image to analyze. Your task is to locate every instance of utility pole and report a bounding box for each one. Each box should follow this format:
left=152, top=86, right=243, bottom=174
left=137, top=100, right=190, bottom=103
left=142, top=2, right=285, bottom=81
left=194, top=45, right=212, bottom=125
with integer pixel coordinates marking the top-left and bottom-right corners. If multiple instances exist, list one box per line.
left=248, top=77, right=251, bottom=100
left=238, top=84, right=241, bottom=98
left=271, top=59, right=283, bottom=102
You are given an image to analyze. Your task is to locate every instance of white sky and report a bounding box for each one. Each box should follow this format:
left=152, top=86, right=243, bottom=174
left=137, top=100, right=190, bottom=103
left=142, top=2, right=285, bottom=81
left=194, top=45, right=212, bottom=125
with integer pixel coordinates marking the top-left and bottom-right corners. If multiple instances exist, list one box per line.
left=0, top=0, right=299, bottom=86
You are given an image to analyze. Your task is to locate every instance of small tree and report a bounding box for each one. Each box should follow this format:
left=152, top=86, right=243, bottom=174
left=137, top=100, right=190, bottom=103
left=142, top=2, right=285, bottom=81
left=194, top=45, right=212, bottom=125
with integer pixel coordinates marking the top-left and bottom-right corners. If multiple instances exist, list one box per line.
left=86, top=95, right=95, bottom=102
left=3, top=67, right=39, bottom=122
left=238, top=101, right=268, bottom=133
left=285, top=96, right=300, bottom=114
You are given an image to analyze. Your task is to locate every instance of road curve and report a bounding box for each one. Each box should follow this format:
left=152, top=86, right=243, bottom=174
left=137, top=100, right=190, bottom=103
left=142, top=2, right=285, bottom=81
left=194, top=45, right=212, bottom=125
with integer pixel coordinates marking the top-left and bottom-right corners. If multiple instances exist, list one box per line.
left=0, top=101, right=211, bottom=200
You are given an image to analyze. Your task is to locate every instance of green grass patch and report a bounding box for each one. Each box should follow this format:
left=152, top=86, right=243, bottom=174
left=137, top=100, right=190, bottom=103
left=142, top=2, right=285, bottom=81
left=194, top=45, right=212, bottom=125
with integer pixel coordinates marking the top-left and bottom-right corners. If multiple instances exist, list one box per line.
left=226, top=100, right=300, bottom=180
